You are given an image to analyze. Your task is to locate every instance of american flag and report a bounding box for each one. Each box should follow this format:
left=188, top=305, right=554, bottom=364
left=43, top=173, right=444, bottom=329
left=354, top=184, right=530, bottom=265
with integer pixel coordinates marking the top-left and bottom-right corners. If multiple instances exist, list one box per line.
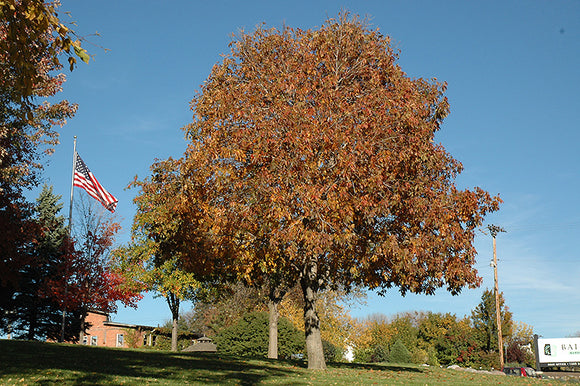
left=73, top=153, right=118, bottom=213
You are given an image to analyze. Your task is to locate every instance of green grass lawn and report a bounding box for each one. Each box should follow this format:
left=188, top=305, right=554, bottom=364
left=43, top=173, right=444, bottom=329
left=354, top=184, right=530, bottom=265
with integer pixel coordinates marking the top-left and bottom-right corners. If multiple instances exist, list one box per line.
left=0, top=339, right=560, bottom=385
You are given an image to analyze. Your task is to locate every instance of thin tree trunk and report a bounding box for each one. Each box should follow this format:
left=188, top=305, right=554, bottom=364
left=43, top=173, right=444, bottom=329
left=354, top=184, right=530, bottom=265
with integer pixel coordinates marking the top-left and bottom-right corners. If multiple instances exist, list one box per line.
left=79, top=307, right=87, bottom=344
left=167, top=292, right=180, bottom=352
left=267, top=283, right=288, bottom=360
left=172, top=315, right=178, bottom=352
left=268, top=299, right=279, bottom=359
left=27, top=302, right=37, bottom=340
left=301, top=260, right=326, bottom=370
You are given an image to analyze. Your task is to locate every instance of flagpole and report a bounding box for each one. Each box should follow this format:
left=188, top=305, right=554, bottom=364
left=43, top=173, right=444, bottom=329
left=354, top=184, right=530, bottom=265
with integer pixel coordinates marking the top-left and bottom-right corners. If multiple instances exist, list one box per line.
left=60, top=136, right=77, bottom=343
left=68, top=136, right=77, bottom=232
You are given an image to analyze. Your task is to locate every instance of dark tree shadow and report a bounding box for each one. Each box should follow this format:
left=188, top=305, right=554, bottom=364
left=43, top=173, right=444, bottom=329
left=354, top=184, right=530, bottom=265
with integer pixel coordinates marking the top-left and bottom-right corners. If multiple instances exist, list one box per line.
left=328, top=360, right=424, bottom=373
left=0, top=340, right=301, bottom=385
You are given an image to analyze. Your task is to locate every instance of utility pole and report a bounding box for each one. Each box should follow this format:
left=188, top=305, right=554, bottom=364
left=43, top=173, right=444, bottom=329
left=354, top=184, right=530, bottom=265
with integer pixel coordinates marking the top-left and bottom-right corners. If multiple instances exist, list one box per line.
left=488, top=224, right=506, bottom=370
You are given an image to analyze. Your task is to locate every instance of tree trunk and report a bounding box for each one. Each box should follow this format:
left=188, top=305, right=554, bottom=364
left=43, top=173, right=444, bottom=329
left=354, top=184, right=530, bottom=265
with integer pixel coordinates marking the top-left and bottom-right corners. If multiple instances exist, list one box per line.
left=301, top=260, right=326, bottom=370
left=79, top=307, right=87, bottom=344
left=27, top=303, right=37, bottom=340
left=268, top=299, right=279, bottom=359
left=166, top=292, right=180, bottom=352
left=171, top=314, right=178, bottom=352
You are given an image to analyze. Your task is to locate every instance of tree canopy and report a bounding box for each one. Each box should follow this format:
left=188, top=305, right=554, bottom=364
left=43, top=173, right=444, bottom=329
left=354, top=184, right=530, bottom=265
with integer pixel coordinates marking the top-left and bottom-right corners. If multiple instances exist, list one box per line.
left=152, top=13, right=501, bottom=369
left=1, top=0, right=81, bottom=300
left=470, top=288, right=513, bottom=353
left=112, top=158, right=204, bottom=351
left=1, top=0, right=89, bottom=103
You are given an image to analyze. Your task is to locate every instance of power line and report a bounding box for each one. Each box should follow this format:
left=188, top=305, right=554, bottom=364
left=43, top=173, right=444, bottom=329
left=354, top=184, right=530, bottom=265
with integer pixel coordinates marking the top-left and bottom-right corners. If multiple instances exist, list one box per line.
left=479, top=221, right=580, bottom=235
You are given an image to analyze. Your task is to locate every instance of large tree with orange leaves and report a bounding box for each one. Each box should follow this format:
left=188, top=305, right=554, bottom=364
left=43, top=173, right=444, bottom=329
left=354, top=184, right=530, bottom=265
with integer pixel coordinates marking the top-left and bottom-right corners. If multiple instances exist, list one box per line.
left=178, top=13, right=500, bottom=369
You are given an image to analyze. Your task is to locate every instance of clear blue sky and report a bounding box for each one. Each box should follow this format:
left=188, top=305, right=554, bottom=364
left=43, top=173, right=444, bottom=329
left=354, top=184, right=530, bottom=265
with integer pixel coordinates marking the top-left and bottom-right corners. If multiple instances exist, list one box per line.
left=35, top=0, right=579, bottom=338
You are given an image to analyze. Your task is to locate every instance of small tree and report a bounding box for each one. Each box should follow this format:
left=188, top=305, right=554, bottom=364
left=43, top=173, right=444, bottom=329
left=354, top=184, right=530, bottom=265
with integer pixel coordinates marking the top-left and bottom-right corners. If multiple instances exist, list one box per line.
left=371, top=345, right=390, bottom=363
left=506, top=321, right=535, bottom=366
left=389, top=313, right=419, bottom=353
left=113, top=242, right=201, bottom=352
left=123, top=328, right=141, bottom=349
left=389, top=340, right=412, bottom=364
left=114, top=158, right=203, bottom=352
left=434, top=316, right=479, bottom=366
left=45, top=195, right=142, bottom=341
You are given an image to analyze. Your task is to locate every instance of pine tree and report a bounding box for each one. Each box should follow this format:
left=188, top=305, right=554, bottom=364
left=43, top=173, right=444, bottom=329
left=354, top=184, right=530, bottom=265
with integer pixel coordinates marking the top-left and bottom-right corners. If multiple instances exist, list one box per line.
left=8, top=185, right=68, bottom=340
left=389, top=339, right=412, bottom=364
left=470, top=288, right=513, bottom=353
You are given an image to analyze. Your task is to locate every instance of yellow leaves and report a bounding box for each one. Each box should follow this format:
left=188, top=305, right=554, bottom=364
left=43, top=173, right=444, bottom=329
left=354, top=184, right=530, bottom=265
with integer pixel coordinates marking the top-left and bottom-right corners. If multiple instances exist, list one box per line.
left=349, top=266, right=358, bottom=277
left=1, top=0, right=89, bottom=102
left=74, top=43, right=90, bottom=64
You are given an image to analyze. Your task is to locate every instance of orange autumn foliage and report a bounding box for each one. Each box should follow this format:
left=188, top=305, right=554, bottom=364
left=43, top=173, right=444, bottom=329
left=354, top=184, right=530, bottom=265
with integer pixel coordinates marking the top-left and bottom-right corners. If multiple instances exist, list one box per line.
left=174, top=12, right=501, bottom=368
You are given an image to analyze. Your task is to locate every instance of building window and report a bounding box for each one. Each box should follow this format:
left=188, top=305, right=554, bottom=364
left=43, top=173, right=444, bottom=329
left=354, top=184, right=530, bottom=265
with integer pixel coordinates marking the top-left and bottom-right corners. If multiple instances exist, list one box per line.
left=116, top=333, right=124, bottom=347
left=91, top=336, right=98, bottom=346
left=82, top=335, right=88, bottom=345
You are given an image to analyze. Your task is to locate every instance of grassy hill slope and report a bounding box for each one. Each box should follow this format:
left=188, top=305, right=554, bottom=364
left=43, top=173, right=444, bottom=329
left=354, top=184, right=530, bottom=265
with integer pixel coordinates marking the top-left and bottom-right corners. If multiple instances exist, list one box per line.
left=0, top=339, right=551, bottom=385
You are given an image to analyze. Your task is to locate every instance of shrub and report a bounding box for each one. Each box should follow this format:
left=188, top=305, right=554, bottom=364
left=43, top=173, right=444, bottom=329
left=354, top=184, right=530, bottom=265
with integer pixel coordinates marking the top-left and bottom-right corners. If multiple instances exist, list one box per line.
left=410, top=347, right=428, bottom=364
left=370, top=344, right=389, bottom=363
left=322, top=339, right=343, bottom=362
left=353, top=347, right=373, bottom=363
left=123, top=329, right=141, bottom=349
left=475, top=350, right=501, bottom=370
left=214, top=311, right=304, bottom=358
left=389, top=340, right=412, bottom=363
left=151, top=335, right=191, bottom=351
left=146, top=327, right=199, bottom=351
left=506, top=341, right=535, bottom=366
left=426, top=345, right=440, bottom=366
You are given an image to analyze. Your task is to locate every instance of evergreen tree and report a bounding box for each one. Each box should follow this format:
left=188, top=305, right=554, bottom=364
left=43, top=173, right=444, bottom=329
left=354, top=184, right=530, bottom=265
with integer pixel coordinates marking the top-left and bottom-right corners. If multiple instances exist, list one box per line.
left=7, top=185, right=69, bottom=340
left=470, top=288, right=513, bottom=353
left=389, top=339, right=412, bottom=364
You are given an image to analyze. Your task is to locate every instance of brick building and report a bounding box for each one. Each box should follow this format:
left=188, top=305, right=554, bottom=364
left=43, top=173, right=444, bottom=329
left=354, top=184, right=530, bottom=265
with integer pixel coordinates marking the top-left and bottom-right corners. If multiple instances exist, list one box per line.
left=82, top=310, right=157, bottom=348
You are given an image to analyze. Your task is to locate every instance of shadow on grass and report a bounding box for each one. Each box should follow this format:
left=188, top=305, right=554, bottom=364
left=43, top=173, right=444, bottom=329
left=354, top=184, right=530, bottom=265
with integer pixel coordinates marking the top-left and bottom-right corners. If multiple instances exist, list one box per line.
left=0, top=340, right=301, bottom=385
left=328, top=360, right=424, bottom=373
left=261, top=356, right=425, bottom=375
